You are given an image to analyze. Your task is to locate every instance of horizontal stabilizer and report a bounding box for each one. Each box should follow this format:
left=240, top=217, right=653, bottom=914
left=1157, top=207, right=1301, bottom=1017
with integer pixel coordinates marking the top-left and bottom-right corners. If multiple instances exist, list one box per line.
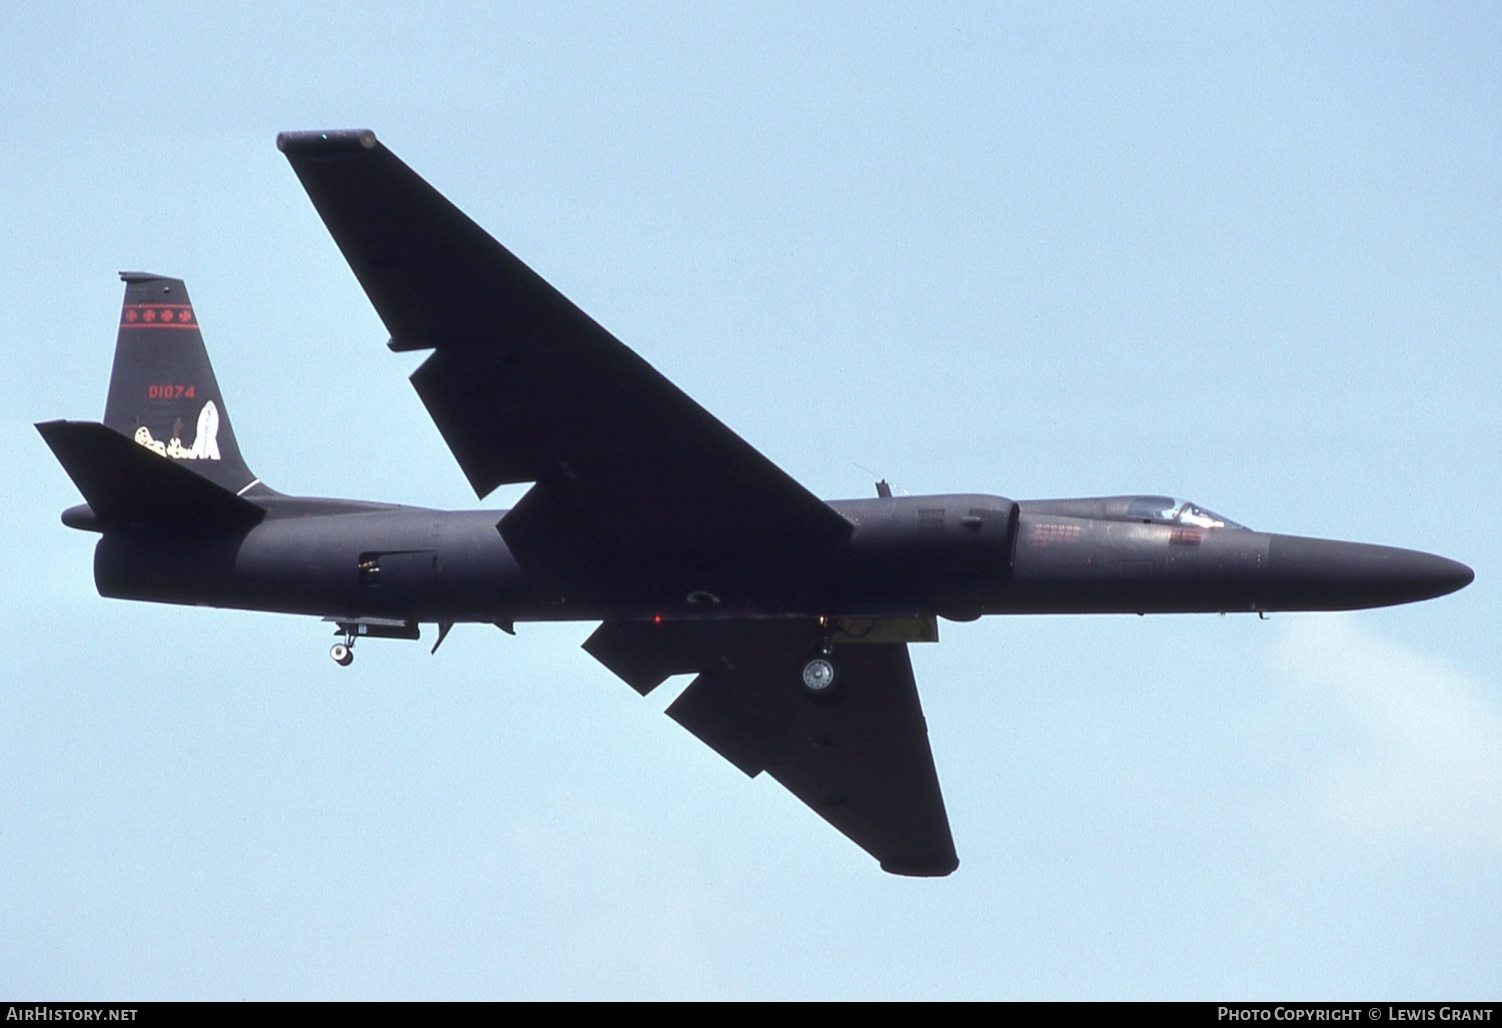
left=37, top=420, right=264, bottom=529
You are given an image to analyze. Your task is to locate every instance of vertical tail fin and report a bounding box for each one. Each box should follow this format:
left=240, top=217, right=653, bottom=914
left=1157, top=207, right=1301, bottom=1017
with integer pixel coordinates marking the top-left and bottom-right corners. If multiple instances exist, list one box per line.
left=104, top=272, right=264, bottom=495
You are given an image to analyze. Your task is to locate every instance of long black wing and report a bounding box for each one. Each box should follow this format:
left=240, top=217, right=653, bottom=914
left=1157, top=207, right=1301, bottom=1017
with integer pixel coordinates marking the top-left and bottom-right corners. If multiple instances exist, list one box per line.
left=277, top=130, right=851, bottom=592
left=584, top=619, right=959, bottom=876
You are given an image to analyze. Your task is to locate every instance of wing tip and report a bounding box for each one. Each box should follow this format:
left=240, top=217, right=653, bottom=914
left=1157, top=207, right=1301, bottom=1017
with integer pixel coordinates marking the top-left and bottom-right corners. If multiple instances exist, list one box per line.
left=881, top=855, right=960, bottom=878
left=276, top=129, right=378, bottom=156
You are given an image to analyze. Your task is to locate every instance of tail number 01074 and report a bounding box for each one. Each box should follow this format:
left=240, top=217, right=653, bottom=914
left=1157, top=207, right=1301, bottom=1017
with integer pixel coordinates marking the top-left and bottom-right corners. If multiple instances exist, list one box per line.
left=147, top=385, right=196, bottom=399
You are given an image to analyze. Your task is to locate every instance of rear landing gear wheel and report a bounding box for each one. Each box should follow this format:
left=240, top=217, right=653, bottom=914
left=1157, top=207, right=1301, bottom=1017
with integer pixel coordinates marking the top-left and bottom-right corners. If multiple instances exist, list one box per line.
left=801, top=656, right=837, bottom=698
left=330, top=643, right=354, bottom=667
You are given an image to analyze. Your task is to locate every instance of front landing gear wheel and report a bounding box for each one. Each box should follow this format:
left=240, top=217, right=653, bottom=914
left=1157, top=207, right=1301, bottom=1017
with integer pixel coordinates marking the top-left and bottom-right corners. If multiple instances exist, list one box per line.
left=330, top=643, right=354, bottom=667
left=801, top=656, right=837, bottom=698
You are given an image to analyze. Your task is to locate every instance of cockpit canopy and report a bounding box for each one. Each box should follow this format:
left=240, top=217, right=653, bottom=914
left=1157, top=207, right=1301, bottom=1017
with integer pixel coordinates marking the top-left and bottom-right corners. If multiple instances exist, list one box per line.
left=1123, top=496, right=1245, bottom=529
left=1025, top=495, right=1247, bottom=530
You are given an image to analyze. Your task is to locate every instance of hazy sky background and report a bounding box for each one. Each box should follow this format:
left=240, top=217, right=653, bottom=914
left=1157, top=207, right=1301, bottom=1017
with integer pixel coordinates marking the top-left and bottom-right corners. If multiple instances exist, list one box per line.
left=3, top=1, right=1498, bottom=999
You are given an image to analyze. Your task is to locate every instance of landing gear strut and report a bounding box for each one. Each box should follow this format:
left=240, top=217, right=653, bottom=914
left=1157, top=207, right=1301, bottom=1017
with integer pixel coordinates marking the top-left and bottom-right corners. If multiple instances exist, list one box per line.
left=324, top=618, right=420, bottom=665
left=800, top=618, right=839, bottom=699
left=330, top=627, right=357, bottom=667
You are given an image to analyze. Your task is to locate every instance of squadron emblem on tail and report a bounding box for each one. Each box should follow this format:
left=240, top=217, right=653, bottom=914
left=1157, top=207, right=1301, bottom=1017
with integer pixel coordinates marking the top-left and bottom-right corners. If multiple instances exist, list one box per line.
left=132, top=400, right=222, bottom=461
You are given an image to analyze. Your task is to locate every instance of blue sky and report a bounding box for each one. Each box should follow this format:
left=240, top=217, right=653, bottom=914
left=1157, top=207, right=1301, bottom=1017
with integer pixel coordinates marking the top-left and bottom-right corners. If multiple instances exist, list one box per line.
left=3, top=2, right=1499, bottom=999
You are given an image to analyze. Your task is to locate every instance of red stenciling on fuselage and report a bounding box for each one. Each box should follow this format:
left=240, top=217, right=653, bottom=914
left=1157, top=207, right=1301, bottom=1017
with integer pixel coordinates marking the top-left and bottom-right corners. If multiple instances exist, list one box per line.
left=1031, top=522, right=1082, bottom=547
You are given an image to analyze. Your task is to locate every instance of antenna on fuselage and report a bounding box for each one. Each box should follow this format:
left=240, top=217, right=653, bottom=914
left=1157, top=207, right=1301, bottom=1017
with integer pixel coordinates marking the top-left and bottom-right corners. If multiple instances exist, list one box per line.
left=853, top=462, right=900, bottom=498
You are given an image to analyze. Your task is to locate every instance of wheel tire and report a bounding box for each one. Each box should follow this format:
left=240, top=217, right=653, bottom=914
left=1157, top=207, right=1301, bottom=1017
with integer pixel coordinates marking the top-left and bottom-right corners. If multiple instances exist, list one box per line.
left=330, top=643, right=353, bottom=667
left=801, top=656, right=838, bottom=698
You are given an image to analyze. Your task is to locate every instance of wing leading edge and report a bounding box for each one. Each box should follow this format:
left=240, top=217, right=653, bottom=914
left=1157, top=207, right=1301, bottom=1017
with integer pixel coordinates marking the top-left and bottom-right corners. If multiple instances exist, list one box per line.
left=585, top=619, right=959, bottom=876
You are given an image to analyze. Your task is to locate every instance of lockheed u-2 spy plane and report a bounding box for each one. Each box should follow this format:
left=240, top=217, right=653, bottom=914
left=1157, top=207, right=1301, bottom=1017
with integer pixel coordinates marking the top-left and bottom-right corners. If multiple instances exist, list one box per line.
left=38, top=130, right=1473, bottom=876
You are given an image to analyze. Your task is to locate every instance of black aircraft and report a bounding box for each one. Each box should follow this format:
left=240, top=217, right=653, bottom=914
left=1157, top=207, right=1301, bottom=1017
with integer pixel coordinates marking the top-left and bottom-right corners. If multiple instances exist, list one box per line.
left=38, top=130, right=1473, bottom=876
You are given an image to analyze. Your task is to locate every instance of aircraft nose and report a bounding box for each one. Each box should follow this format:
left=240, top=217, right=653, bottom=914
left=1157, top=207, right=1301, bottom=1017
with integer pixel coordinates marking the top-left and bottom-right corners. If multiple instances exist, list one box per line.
left=1265, top=535, right=1474, bottom=610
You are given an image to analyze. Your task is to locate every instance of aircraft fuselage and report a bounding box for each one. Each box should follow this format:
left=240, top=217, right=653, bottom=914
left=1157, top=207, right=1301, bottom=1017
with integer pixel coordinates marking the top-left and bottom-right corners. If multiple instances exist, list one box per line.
left=73, top=492, right=1473, bottom=630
